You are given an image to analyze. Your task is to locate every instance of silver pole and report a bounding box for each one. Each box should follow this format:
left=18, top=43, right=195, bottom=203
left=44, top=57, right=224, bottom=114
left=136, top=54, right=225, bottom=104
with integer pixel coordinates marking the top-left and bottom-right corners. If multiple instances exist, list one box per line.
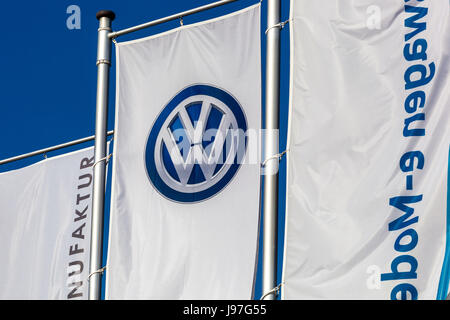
left=108, top=0, right=237, bottom=39
left=89, top=10, right=115, bottom=300
left=0, top=131, right=114, bottom=166
left=262, top=0, right=281, bottom=300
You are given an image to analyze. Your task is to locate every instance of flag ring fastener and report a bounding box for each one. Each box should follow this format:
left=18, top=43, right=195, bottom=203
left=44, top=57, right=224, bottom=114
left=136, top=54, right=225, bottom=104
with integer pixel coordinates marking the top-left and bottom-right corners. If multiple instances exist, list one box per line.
left=93, top=153, right=113, bottom=170
left=87, top=266, right=107, bottom=282
left=260, top=282, right=284, bottom=300
left=96, top=59, right=111, bottom=66
left=97, top=27, right=112, bottom=32
left=261, top=150, right=288, bottom=168
left=265, top=19, right=290, bottom=35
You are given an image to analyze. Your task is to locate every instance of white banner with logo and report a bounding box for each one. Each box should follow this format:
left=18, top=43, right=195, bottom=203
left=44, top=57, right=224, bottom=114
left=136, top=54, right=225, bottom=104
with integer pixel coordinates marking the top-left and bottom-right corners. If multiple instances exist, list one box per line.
left=283, top=0, right=450, bottom=299
left=0, top=147, right=95, bottom=299
left=106, top=4, right=261, bottom=299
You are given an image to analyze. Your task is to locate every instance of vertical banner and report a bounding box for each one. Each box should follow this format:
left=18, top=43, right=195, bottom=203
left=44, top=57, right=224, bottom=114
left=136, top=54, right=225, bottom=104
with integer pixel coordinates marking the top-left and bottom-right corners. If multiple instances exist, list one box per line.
left=106, top=4, right=261, bottom=299
left=0, top=147, right=95, bottom=299
left=283, top=0, right=450, bottom=299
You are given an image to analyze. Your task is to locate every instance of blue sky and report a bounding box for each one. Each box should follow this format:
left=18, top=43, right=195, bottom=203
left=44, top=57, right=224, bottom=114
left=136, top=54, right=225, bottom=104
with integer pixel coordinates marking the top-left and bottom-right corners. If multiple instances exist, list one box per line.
left=0, top=0, right=290, bottom=299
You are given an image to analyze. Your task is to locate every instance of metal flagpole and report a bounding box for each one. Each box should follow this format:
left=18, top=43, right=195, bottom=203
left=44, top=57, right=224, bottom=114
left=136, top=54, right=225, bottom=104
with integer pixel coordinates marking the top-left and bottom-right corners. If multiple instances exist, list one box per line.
left=108, top=0, right=237, bottom=39
left=86, top=0, right=255, bottom=300
left=262, top=0, right=281, bottom=300
left=89, top=10, right=115, bottom=300
left=0, top=131, right=113, bottom=166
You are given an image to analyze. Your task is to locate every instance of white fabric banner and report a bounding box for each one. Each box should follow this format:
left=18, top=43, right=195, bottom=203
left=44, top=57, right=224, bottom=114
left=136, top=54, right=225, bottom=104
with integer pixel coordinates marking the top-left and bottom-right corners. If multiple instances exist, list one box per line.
left=106, top=4, right=261, bottom=299
left=0, top=147, right=95, bottom=299
left=283, top=0, right=450, bottom=299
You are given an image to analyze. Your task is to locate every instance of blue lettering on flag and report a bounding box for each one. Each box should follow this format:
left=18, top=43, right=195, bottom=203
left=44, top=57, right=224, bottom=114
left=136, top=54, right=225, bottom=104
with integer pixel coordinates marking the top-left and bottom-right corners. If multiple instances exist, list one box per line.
left=383, top=0, right=437, bottom=300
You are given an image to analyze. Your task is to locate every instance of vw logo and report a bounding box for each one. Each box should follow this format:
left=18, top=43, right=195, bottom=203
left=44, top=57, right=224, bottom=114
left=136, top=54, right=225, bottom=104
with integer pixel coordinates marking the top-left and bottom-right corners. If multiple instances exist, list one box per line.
left=145, top=84, right=248, bottom=203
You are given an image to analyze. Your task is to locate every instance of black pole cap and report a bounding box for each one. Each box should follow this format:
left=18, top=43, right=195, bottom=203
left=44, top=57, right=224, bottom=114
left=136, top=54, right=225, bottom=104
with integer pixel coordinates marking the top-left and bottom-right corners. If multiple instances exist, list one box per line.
left=96, top=10, right=116, bottom=21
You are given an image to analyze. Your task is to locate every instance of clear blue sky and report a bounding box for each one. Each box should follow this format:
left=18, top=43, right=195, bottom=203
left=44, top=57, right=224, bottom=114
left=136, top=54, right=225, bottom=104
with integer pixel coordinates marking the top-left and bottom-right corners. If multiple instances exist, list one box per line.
left=0, top=0, right=290, bottom=299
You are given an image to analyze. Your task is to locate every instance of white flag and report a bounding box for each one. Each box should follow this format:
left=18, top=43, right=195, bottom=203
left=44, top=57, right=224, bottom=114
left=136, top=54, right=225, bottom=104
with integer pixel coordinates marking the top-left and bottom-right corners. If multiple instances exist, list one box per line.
left=283, top=0, right=450, bottom=299
left=106, top=4, right=261, bottom=299
left=0, top=147, right=95, bottom=299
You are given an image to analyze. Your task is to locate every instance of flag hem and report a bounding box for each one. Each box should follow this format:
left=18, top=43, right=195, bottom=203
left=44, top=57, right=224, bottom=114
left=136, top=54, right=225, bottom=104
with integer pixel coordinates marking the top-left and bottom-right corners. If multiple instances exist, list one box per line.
left=115, top=3, right=261, bottom=47
left=280, top=0, right=295, bottom=301
left=436, top=145, right=450, bottom=300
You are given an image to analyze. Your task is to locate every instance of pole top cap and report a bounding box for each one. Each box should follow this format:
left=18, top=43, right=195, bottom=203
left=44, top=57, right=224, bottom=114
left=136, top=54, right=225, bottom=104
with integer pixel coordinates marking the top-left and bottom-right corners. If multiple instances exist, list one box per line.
left=96, top=10, right=116, bottom=21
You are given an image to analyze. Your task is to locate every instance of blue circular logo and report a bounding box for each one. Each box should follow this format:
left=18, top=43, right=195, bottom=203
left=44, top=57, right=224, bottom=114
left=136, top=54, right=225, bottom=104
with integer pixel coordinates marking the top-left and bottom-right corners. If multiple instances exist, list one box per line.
left=145, top=84, right=247, bottom=203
